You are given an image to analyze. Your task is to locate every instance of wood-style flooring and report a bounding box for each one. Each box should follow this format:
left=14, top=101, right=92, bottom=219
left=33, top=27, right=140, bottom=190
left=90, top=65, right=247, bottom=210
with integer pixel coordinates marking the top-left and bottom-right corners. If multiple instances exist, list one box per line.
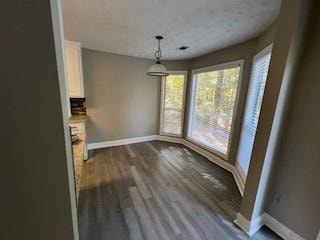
left=78, top=141, right=281, bottom=240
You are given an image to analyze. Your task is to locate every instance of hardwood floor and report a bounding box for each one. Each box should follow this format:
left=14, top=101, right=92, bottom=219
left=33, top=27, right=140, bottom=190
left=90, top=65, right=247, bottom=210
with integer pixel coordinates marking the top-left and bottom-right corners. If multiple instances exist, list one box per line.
left=78, top=141, right=281, bottom=240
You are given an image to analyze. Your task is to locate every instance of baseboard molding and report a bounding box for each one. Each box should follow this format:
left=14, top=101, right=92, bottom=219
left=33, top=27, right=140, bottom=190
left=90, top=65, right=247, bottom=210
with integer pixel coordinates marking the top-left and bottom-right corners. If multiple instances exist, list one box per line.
left=88, top=136, right=304, bottom=239
left=87, top=135, right=158, bottom=150
left=87, top=135, right=241, bottom=194
left=182, top=139, right=235, bottom=173
left=157, top=135, right=185, bottom=144
left=263, top=213, right=304, bottom=240
left=157, top=136, right=235, bottom=175
left=234, top=213, right=264, bottom=236
left=231, top=168, right=245, bottom=196
left=235, top=213, right=305, bottom=239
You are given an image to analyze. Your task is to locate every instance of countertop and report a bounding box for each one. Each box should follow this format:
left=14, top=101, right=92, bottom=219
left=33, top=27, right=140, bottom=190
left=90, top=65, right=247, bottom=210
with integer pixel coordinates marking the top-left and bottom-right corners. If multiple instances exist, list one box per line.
left=69, top=115, right=86, bottom=124
left=72, top=132, right=86, bottom=201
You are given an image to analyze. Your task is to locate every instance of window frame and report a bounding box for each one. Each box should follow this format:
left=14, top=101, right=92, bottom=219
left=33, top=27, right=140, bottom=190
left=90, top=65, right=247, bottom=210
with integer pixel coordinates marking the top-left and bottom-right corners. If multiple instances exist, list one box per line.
left=159, top=71, right=188, bottom=137
left=186, top=60, right=244, bottom=160
left=236, top=45, right=273, bottom=182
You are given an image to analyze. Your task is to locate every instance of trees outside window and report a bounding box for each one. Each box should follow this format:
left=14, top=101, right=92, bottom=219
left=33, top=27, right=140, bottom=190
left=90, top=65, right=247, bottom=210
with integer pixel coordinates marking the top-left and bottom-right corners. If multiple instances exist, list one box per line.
left=160, top=72, right=187, bottom=136
left=188, top=62, right=242, bottom=158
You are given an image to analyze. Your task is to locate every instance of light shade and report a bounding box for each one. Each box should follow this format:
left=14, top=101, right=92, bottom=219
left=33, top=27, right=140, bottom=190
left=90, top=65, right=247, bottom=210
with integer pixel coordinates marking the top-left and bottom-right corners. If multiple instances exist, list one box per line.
left=147, top=62, right=169, bottom=77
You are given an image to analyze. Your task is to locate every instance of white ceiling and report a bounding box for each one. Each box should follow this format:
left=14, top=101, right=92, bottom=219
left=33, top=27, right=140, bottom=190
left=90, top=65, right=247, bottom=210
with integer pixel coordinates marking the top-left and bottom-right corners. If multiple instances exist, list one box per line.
left=62, top=0, right=281, bottom=60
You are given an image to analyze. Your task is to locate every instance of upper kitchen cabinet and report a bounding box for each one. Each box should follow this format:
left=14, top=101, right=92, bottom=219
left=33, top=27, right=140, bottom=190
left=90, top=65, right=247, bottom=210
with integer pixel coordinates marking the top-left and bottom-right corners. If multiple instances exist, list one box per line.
left=65, top=40, right=84, bottom=97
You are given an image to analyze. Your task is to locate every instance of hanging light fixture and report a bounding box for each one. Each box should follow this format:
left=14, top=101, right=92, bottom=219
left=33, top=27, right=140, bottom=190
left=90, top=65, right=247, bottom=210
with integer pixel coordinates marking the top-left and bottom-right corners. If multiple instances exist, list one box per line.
left=147, top=36, right=169, bottom=77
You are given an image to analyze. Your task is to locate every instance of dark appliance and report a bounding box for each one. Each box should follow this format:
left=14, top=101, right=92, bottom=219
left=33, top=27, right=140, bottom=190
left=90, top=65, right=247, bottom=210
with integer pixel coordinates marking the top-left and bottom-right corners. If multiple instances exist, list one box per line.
left=70, top=97, right=86, bottom=115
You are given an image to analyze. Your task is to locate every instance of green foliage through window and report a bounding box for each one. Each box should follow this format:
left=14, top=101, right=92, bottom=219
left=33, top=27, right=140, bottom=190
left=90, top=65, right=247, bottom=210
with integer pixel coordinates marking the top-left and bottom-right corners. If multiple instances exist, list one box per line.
left=190, top=66, right=241, bottom=155
left=162, top=74, right=186, bottom=135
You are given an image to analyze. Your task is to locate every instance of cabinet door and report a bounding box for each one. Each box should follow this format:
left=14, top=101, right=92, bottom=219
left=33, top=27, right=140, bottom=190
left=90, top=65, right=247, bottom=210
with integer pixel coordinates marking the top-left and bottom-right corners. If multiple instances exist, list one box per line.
left=65, top=42, right=84, bottom=97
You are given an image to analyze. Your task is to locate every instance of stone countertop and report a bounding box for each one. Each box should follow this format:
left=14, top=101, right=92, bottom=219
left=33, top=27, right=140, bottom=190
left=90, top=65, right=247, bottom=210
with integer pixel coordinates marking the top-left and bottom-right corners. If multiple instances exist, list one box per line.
left=72, top=132, right=86, bottom=201
left=69, top=115, right=86, bottom=124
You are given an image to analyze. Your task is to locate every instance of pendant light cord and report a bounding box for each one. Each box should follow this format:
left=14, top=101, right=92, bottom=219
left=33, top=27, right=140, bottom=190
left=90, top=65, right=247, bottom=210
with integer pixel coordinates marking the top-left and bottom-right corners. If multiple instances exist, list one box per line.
left=155, top=38, right=162, bottom=63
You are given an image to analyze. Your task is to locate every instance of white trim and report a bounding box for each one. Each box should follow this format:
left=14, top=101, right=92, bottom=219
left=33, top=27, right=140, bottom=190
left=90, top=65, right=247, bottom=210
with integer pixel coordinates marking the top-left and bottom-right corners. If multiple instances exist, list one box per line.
left=255, top=44, right=274, bottom=62
left=226, top=60, right=244, bottom=160
left=65, top=40, right=81, bottom=48
left=192, top=59, right=244, bottom=75
left=159, top=135, right=237, bottom=174
left=64, top=40, right=85, bottom=98
left=50, top=0, right=79, bottom=239
left=235, top=44, right=273, bottom=180
left=183, top=139, right=234, bottom=173
left=235, top=213, right=305, bottom=239
left=87, top=135, right=159, bottom=150
left=87, top=135, right=305, bottom=240
left=87, top=135, right=246, bottom=195
left=87, top=135, right=236, bottom=186
left=231, top=167, right=245, bottom=196
left=187, top=137, right=227, bottom=160
left=234, top=213, right=251, bottom=234
left=235, top=161, right=247, bottom=184
left=263, top=214, right=304, bottom=240
left=157, top=135, right=185, bottom=144
left=234, top=213, right=264, bottom=236
left=187, top=59, right=244, bottom=160
left=159, top=71, right=188, bottom=137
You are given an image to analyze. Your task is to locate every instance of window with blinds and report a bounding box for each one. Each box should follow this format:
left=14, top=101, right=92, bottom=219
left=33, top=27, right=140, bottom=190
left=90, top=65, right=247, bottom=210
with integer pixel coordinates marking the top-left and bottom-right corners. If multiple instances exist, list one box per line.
left=188, top=62, right=242, bottom=157
left=236, top=45, right=272, bottom=180
left=160, top=72, right=187, bottom=136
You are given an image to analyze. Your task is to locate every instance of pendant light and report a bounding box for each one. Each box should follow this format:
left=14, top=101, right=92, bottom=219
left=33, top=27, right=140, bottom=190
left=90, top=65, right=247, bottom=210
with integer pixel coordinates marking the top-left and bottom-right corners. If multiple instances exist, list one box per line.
left=147, top=36, right=169, bottom=77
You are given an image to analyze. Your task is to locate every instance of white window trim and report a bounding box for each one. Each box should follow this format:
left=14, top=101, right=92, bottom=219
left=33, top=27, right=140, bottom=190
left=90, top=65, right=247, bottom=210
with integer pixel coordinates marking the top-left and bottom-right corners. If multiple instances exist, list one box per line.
left=159, top=71, right=188, bottom=138
left=186, top=59, right=244, bottom=160
left=236, top=44, right=273, bottom=183
left=254, top=44, right=273, bottom=65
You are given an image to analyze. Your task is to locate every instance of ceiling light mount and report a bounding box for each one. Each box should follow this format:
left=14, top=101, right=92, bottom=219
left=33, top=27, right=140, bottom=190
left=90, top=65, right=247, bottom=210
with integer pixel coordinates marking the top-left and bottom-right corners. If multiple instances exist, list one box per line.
left=154, top=36, right=163, bottom=64
left=178, top=46, right=189, bottom=51
left=147, top=35, right=169, bottom=77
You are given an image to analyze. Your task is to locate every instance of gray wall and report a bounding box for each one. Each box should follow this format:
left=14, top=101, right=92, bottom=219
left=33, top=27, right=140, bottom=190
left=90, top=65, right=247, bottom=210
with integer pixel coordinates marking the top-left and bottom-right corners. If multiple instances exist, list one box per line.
left=82, top=49, right=161, bottom=143
left=238, top=0, right=315, bottom=235
left=190, top=39, right=256, bottom=163
left=82, top=25, right=276, bottom=166
left=256, top=22, right=277, bottom=52
left=188, top=24, right=276, bottom=163
left=163, top=60, right=191, bottom=72
left=265, top=2, right=320, bottom=239
left=0, top=1, right=76, bottom=239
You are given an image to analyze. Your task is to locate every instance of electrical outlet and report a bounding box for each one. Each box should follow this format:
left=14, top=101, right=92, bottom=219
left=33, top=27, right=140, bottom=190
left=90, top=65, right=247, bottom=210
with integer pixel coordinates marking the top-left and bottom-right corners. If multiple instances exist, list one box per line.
left=272, top=193, right=281, bottom=204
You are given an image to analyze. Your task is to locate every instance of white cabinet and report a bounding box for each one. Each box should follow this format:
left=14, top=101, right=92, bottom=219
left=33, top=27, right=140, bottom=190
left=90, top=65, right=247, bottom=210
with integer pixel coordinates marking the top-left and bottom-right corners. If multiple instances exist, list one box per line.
left=64, top=40, right=84, bottom=98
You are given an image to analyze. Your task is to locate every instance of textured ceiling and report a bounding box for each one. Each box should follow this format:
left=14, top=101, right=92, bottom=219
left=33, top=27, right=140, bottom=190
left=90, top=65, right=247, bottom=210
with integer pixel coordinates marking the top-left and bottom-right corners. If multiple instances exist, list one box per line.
left=62, top=0, right=281, bottom=60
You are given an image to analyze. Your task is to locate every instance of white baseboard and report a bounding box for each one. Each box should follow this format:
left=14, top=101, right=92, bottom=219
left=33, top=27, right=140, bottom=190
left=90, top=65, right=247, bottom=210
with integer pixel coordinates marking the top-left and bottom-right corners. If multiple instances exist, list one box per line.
left=88, top=136, right=305, bottom=240
left=182, top=139, right=235, bottom=173
left=87, top=135, right=158, bottom=150
left=263, top=213, right=304, bottom=240
left=234, top=213, right=251, bottom=234
left=87, top=135, right=242, bottom=194
left=234, top=213, right=264, bottom=236
left=232, top=168, right=245, bottom=196
left=157, top=135, right=185, bottom=144
left=235, top=212, right=305, bottom=239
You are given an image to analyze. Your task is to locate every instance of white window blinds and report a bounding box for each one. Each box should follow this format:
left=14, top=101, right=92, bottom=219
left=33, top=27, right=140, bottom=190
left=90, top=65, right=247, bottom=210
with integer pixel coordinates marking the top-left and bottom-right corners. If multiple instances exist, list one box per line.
left=236, top=46, right=272, bottom=179
left=160, top=73, right=187, bottom=136
left=188, top=63, right=241, bottom=157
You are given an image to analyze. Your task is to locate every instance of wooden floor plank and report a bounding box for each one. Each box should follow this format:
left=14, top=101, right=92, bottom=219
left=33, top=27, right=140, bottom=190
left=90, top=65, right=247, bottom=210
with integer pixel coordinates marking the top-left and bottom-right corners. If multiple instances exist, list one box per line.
left=130, top=166, right=152, bottom=199
left=78, top=141, right=282, bottom=240
left=129, top=187, right=160, bottom=240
